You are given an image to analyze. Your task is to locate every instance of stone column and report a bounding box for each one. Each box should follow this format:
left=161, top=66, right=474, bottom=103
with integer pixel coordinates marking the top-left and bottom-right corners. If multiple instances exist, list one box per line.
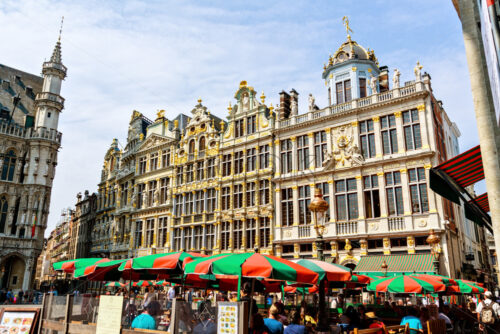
left=228, top=220, right=234, bottom=251
left=377, top=171, right=388, bottom=217
left=355, top=175, right=366, bottom=234
left=274, top=187, right=281, bottom=227
left=180, top=227, right=185, bottom=251
left=274, top=139, right=281, bottom=177
left=308, top=133, right=315, bottom=169
left=424, top=164, right=438, bottom=214
left=372, top=116, right=382, bottom=158
left=400, top=168, right=412, bottom=216
left=328, top=179, right=336, bottom=234
left=153, top=216, right=159, bottom=247
left=417, top=104, right=430, bottom=149
left=292, top=185, right=299, bottom=226
left=241, top=218, right=247, bottom=250
left=394, top=111, right=405, bottom=154
left=190, top=225, right=195, bottom=251
left=290, top=136, right=297, bottom=173
left=22, top=258, right=33, bottom=291
left=202, top=224, right=207, bottom=253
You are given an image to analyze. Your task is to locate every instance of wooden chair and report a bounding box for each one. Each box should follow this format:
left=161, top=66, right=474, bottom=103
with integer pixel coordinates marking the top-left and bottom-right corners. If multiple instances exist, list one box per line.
left=426, top=319, right=446, bottom=334
left=386, top=324, right=409, bottom=333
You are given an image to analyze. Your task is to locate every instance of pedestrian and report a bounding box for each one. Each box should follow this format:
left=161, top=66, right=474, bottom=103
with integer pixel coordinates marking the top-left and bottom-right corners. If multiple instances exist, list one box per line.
left=131, top=300, right=161, bottom=330
left=264, top=304, right=284, bottom=334
left=143, top=285, right=158, bottom=308
left=365, top=312, right=385, bottom=334
left=400, top=306, right=423, bottom=334
left=240, top=282, right=258, bottom=316
left=166, top=286, right=175, bottom=309
left=476, top=291, right=500, bottom=333
left=284, top=309, right=306, bottom=334
left=18, top=290, right=24, bottom=304
left=6, top=289, right=14, bottom=304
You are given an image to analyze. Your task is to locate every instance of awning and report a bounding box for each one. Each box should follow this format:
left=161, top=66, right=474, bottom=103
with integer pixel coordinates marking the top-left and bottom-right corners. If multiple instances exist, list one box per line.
left=469, top=193, right=489, bottom=213
left=429, top=145, right=492, bottom=232
left=354, top=254, right=435, bottom=276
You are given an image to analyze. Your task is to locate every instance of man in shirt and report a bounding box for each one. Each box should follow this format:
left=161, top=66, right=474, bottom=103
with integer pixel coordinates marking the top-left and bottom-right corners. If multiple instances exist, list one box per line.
left=264, top=305, right=284, bottom=334
left=476, top=291, right=500, bottom=333
left=400, top=307, right=423, bottom=333
left=166, top=286, right=175, bottom=309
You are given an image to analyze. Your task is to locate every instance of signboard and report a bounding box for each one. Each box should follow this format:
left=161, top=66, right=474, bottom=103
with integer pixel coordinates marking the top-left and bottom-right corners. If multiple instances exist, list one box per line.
left=0, top=308, right=39, bottom=334
left=217, top=302, right=239, bottom=334
left=95, top=295, right=123, bottom=334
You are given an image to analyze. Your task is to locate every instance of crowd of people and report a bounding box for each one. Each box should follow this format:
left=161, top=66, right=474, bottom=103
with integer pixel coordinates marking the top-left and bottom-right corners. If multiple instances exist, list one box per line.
left=0, top=288, right=43, bottom=304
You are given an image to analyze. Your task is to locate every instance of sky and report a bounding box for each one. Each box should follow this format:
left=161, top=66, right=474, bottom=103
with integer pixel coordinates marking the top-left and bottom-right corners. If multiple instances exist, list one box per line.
left=0, top=0, right=480, bottom=235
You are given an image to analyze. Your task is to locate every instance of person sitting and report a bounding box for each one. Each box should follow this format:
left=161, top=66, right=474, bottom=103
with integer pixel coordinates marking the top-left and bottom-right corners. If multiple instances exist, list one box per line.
left=274, top=302, right=289, bottom=326
left=131, top=300, right=162, bottom=330
left=240, top=282, right=259, bottom=316
left=284, top=309, right=306, bottom=334
left=365, top=312, right=385, bottom=334
left=400, top=306, right=423, bottom=333
left=264, top=304, right=284, bottom=334
left=250, top=313, right=269, bottom=334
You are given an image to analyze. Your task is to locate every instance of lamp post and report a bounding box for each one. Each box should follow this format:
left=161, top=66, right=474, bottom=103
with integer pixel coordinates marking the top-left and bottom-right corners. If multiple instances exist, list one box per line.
left=381, top=260, right=388, bottom=277
left=309, top=188, right=329, bottom=333
left=426, top=230, right=441, bottom=274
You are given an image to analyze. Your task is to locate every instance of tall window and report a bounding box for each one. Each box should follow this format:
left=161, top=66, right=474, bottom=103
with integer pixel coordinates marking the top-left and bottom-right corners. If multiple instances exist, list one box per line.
left=121, top=182, right=128, bottom=206
left=188, top=139, right=195, bottom=155
left=185, top=192, right=194, bottom=215
left=145, top=218, right=155, bottom=247
left=193, top=225, right=203, bottom=250
left=364, top=175, right=380, bottom=218
left=298, top=185, right=311, bottom=225
left=403, top=110, right=422, bottom=150
left=206, top=224, right=215, bottom=250
left=176, top=167, right=183, bottom=185
left=335, top=179, right=358, bottom=221
left=336, top=79, right=352, bottom=104
left=160, top=177, right=168, bottom=204
left=281, top=188, right=294, bottom=226
left=381, top=114, right=398, bottom=155
left=246, top=148, right=256, bottom=172
left=173, top=228, right=181, bottom=251
left=137, top=183, right=145, bottom=208
left=246, top=182, right=255, bottom=207
left=246, top=219, right=257, bottom=249
left=184, top=227, right=192, bottom=250
left=174, top=195, right=183, bottom=215
left=158, top=217, right=168, bottom=247
left=280, top=139, right=293, bottom=173
left=0, top=196, right=7, bottom=233
left=385, top=171, right=404, bottom=216
left=316, top=182, right=330, bottom=222
left=297, top=135, right=309, bottom=171
left=259, top=217, right=271, bottom=248
left=221, top=222, right=231, bottom=250
left=150, top=152, right=158, bottom=171
left=162, top=149, right=171, bottom=168
left=259, top=145, right=269, bottom=169
left=409, top=167, right=429, bottom=213
left=221, top=187, right=231, bottom=210
left=259, top=180, right=270, bottom=205
left=235, top=119, right=244, bottom=138
left=2, top=150, right=16, bottom=181
left=359, top=78, right=367, bottom=98
left=360, top=120, right=376, bottom=158
left=148, top=180, right=157, bottom=206
left=138, top=156, right=147, bottom=174
left=314, top=131, right=327, bottom=168
left=186, top=164, right=194, bottom=183
left=222, top=154, right=232, bottom=177
left=247, top=115, right=256, bottom=134
left=199, top=137, right=206, bottom=154
left=134, top=221, right=142, bottom=248
left=206, top=188, right=217, bottom=212
left=207, top=158, right=216, bottom=178
left=234, top=151, right=244, bottom=174
left=234, top=220, right=243, bottom=249
left=196, top=161, right=204, bottom=180
left=195, top=190, right=204, bottom=213
left=234, top=184, right=243, bottom=209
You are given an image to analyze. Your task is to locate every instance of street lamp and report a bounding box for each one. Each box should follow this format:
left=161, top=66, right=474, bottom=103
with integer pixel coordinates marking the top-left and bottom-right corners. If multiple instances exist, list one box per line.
left=426, top=230, right=441, bottom=274
left=381, top=260, right=388, bottom=277
left=308, top=187, right=329, bottom=333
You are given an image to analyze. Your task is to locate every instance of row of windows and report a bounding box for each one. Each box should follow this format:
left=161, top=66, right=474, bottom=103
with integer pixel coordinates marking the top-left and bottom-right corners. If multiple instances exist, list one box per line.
left=173, top=188, right=217, bottom=215
left=221, top=180, right=270, bottom=210
left=176, top=158, right=217, bottom=185
left=234, top=115, right=258, bottom=138
left=281, top=132, right=328, bottom=173
left=222, top=145, right=270, bottom=176
left=280, top=168, right=429, bottom=225
left=220, top=217, right=271, bottom=250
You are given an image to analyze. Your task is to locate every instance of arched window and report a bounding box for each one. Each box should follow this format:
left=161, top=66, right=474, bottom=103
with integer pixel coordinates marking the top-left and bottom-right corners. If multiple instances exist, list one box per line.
left=188, top=140, right=195, bottom=154
left=109, top=157, right=115, bottom=172
left=1, top=150, right=16, bottom=181
left=0, top=196, right=8, bottom=234
left=199, top=137, right=206, bottom=151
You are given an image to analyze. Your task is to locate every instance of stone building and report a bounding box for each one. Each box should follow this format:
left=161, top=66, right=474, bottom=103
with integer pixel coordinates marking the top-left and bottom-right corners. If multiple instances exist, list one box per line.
left=0, top=37, right=66, bottom=290
left=71, top=191, right=97, bottom=259
left=85, top=31, right=489, bottom=278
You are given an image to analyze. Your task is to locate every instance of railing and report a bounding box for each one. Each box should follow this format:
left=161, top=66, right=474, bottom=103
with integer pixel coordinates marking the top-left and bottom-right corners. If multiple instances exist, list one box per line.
left=0, top=121, right=25, bottom=138
left=377, top=90, right=393, bottom=102
left=358, top=96, right=372, bottom=107
left=36, top=92, right=65, bottom=107
left=312, top=110, right=326, bottom=119
left=193, top=214, right=203, bottom=223
left=280, top=119, right=291, bottom=127
left=296, top=114, right=309, bottom=124
left=331, top=101, right=352, bottom=114
left=336, top=221, right=358, bottom=235
left=298, top=225, right=311, bottom=238
left=388, top=217, right=405, bottom=231
left=28, top=127, right=62, bottom=144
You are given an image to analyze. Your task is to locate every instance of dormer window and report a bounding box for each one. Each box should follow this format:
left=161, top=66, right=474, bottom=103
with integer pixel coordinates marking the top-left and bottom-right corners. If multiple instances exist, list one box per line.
left=235, top=119, right=244, bottom=138
left=359, top=78, right=367, bottom=98
left=336, top=79, right=351, bottom=104
left=246, top=115, right=256, bottom=134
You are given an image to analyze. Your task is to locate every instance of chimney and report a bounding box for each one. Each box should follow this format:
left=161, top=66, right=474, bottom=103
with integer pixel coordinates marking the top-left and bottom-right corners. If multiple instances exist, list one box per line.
left=378, top=66, right=389, bottom=93
left=278, top=90, right=291, bottom=120
left=289, top=89, right=299, bottom=116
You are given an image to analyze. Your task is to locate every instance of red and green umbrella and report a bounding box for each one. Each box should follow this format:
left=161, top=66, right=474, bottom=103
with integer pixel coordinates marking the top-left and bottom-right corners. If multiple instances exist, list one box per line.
left=53, top=258, right=109, bottom=273
left=105, top=281, right=125, bottom=287
left=290, top=259, right=351, bottom=282
left=119, top=251, right=205, bottom=275
left=74, top=259, right=129, bottom=281
left=284, top=285, right=319, bottom=294
left=133, top=280, right=153, bottom=287
left=413, top=274, right=457, bottom=287
left=446, top=279, right=486, bottom=294
left=184, top=253, right=319, bottom=286
left=367, top=274, right=446, bottom=293
left=156, top=280, right=171, bottom=286
left=350, top=273, right=373, bottom=284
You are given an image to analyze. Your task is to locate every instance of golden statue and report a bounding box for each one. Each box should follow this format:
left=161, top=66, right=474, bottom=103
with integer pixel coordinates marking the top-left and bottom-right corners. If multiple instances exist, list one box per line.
left=156, top=109, right=165, bottom=119
left=342, top=16, right=353, bottom=39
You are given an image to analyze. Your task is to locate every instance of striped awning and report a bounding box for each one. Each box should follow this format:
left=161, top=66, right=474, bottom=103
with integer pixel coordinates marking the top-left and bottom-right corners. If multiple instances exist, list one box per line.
left=469, top=193, right=489, bottom=213
left=354, top=254, right=435, bottom=275
left=435, top=145, right=484, bottom=187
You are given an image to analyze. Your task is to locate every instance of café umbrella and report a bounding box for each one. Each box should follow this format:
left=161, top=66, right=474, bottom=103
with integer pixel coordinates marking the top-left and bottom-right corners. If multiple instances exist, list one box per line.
left=119, top=251, right=206, bottom=277
left=289, top=259, right=351, bottom=282
left=367, top=274, right=446, bottom=293
left=133, top=280, right=153, bottom=287
left=350, top=273, right=373, bottom=284
left=446, top=279, right=486, bottom=294
left=53, top=258, right=109, bottom=274
left=73, top=259, right=130, bottom=281
left=105, top=282, right=125, bottom=287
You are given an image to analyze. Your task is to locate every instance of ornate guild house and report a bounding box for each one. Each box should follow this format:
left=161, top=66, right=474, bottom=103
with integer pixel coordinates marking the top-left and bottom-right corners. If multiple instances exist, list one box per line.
left=89, top=27, right=479, bottom=278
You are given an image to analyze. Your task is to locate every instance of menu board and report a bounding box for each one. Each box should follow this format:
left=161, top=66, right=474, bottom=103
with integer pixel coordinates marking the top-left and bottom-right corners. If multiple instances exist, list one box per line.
left=217, top=302, right=239, bottom=334
left=96, top=295, right=123, bottom=334
left=0, top=310, right=37, bottom=334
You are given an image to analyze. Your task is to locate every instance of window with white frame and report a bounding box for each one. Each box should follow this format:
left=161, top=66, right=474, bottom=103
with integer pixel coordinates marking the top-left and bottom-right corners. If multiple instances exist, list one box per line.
left=298, top=185, right=311, bottom=225
left=281, top=188, right=294, bottom=226
left=247, top=115, right=256, bottom=134
left=246, top=148, right=256, bottom=172
left=160, top=177, right=168, bottom=204
left=185, top=192, right=194, bottom=215
left=195, top=190, right=204, bottom=213
left=196, top=161, right=204, bottom=180
left=335, top=178, right=358, bottom=221
left=234, top=151, right=244, bottom=174
left=150, top=152, right=158, bottom=171
left=316, top=182, right=330, bottom=222
left=385, top=171, right=404, bottom=216
left=221, top=187, right=230, bottom=210
left=158, top=217, right=168, bottom=247
left=246, top=219, right=257, bottom=249
left=363, top=175, right=380, bottom=218
left=246, top=182, right=255, bottom=207
left=222, top=154, right=232, bottom=177
left=221, top=222, right=231, bottom=250
left=235, top=119, right=244, bottom=138
left=280, top=139, right=293, bottom=173
left=360, top=120, right=376, bottom=158
left=234, top=220, right=243, bottom=250
left=381, top=114, right=398, bottom=155
left=259, top=217, right=271, bottom=248
left=176, top=167, right=183, bottom=185
left=173, top=228, right=181, bottom=251
left=186, top=164, right=194, bottom=183
left=206, top=188, right=216, bottom=212
left=259, top=145, right=270, bottom=169
left=184, top=227, right=192, bottom=250
left=134, top=221, right=143, bottom=248
left=207, top=158, right=216, bottom=178
left=174, top=195, right=183, bottom=216
left=297, top=135, right=310, bottom=171
left=145, top=218, right=155, bottom=247
left=234, top=184, right=243, bottom=209
left=259, top=180, right=270, bottom=205
left=403, top=110, right=422, bottom=150
left=138, top=156, right=147, bottom=174
left=335, top=79, right=352, bottom=104
left=314, top=131, right=327, bottom=168
left=193, top=225, right=203, bottom=250
left=148, top=180, right=156, bottom=207
left=206, top=224, right=215, bottom=250
left=162, top=149, right=171, bottom=168
left=409, top=167, right=429, bottom=213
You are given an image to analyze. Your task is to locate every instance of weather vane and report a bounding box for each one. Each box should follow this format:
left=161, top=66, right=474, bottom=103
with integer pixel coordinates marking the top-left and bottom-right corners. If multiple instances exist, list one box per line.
left=342, top=16, right=353, bottom=39
left=58, top=16, right=64, bottom=41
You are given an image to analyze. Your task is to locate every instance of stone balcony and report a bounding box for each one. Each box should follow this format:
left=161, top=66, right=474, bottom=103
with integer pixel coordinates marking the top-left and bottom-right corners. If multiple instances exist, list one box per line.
left=28, top=127, right=62, bottom=144
left=35, top=92, right=65, bottom=110
left=0, top=121, right=26, bottom=139
left=0, top=236, right=40, bottom=252
left=277, top=81, right=425, bottom=130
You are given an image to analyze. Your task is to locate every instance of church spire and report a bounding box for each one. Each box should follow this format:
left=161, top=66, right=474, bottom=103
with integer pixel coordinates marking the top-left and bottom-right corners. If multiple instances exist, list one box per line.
left=50, top=16, right=64, bottom=64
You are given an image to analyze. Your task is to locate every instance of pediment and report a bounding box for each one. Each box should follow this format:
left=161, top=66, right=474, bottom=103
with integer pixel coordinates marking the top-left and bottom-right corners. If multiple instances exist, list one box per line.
left=138, top=133, right=170, bottom=151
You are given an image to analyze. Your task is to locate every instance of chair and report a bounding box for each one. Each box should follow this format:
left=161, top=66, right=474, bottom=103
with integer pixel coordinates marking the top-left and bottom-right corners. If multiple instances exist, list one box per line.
left=351, top=326, right=387, bottom=334
left=426, top=319, right=446, bottom=334
left=386, top=324, right=409, bottom=333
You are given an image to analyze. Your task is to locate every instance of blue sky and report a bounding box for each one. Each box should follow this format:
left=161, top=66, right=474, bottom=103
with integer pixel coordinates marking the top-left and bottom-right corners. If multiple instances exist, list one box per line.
left=0, top=0, right=479, bottom=234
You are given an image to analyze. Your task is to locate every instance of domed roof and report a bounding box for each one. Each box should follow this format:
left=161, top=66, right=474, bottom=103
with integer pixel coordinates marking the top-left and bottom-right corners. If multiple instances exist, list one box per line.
left=323, top=37, right=379, bottom=72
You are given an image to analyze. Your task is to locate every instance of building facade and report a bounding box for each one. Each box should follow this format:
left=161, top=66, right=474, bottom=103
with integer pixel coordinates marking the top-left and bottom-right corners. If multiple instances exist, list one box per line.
left=0, top=38, right=66, bottom=291
left=84, top=32, right=489, bottom=278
